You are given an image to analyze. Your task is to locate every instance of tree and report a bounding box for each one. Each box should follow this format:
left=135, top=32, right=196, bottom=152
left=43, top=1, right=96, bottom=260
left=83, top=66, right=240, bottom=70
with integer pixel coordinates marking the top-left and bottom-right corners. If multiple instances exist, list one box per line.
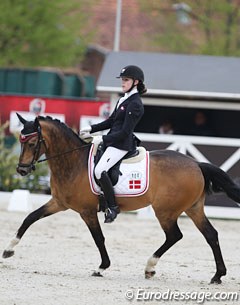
left=139, top=0, right=240, bottom=56
left=193, top=0, right=240, bottom=56
left=0, top=0, right=92, bottom=67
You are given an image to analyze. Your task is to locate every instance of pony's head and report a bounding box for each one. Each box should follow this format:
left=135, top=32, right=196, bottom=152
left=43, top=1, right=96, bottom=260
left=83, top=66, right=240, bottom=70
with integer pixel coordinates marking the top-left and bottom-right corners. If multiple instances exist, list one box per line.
left=16, top=113, right=46, bottom=176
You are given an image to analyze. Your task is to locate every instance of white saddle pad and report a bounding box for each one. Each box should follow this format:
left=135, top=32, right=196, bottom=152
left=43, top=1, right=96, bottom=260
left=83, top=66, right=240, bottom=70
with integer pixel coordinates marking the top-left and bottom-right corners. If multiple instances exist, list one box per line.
left=88, top=144, right=150, bottom=197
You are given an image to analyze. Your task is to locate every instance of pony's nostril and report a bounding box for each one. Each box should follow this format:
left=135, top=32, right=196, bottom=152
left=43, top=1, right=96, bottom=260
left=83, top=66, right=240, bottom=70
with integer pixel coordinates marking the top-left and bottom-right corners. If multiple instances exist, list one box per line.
left=16, top=167, right=28, bottom=176
left=20, top=170, right=28, bottom=176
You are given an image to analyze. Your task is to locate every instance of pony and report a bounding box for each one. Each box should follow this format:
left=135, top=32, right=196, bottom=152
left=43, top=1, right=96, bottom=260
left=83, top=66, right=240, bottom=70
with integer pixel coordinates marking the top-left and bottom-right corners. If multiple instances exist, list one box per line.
left=3, top=114, right=240, bottom=283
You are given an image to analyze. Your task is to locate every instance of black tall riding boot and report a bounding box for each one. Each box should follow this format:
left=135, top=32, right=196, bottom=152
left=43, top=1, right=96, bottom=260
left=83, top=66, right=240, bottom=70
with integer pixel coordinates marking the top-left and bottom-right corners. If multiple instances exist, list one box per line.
left=98, top=171, right=120, bottom=223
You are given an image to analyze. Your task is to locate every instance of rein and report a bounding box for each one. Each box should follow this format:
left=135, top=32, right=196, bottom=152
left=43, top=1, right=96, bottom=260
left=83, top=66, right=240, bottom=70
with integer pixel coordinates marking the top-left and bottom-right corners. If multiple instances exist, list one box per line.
left=37, top=143, right=91, bottom=163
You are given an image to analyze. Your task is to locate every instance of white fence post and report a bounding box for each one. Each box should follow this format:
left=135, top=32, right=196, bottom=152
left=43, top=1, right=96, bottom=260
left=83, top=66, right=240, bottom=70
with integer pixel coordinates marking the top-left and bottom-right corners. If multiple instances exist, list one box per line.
left=8, top=189, right=32, bottom=212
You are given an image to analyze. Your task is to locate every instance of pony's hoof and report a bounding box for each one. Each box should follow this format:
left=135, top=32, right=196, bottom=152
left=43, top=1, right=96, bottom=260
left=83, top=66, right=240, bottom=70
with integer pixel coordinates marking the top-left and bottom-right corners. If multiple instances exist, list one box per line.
left=92, top=271, right=103, bottom=277
left=2, top=250, right=14, bottom=259
left=145, top=271, right=156, bottom=279
left=210, top=277, right=222, bottom=284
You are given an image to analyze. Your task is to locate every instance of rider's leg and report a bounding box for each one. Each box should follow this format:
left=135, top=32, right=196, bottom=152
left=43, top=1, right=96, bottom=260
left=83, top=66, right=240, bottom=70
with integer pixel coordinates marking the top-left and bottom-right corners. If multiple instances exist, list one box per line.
left=95, top=146, right=127, bottom=223
left=99, top=171, right=119, bottom=223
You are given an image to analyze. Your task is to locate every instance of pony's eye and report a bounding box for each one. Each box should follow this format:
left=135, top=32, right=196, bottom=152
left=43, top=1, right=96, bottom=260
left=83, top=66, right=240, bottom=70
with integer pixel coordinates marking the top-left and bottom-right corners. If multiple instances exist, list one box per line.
left=28, top=143, right=35, bottom=148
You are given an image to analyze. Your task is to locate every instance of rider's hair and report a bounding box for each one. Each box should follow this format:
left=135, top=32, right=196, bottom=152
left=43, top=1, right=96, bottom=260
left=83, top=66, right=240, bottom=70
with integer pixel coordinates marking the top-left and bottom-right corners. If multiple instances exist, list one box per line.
left=137, top=81, right=147, bottom=95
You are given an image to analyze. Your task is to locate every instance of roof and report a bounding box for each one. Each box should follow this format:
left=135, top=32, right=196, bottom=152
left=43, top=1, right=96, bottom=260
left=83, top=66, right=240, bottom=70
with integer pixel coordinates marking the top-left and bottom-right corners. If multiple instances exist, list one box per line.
left=96, top=51, right=240, bottom=100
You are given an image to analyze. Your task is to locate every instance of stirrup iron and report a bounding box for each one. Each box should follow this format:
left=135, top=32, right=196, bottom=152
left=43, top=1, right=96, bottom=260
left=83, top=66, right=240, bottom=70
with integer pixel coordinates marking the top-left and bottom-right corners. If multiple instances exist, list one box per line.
left=104, top=207, right=120, bottom=223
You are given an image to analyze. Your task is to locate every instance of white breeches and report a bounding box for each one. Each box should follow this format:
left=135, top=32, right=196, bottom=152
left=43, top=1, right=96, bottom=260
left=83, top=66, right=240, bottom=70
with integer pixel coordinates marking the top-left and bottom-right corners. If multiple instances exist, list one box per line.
left=94, top=146, right=128, bottom=180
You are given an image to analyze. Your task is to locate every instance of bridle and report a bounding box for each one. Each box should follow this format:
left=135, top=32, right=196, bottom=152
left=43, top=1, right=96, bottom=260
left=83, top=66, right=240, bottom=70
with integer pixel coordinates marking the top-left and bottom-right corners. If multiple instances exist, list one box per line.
left=18, top=125, right=91, bottom=171
left=18, top=126, right=47, bottom=171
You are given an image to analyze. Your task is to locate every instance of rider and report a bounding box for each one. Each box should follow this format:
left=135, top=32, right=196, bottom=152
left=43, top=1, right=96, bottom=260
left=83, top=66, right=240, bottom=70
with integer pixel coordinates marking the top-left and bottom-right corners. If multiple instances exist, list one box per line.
left=80, top=65, right=147, bottom=223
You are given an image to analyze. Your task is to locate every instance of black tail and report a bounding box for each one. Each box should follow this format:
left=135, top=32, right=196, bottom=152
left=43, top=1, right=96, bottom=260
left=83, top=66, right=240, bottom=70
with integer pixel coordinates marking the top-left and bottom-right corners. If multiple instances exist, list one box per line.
left=198, top=162, right=240, bottom=206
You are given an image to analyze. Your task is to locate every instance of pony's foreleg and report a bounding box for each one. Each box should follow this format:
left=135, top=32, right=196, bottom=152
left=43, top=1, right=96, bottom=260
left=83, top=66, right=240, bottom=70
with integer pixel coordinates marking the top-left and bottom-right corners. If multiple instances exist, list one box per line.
left=145, top=220, right=183, bottom=279
left=2, top=199, right=66, bottom=258
left=80, top=209, right=110, bottom=277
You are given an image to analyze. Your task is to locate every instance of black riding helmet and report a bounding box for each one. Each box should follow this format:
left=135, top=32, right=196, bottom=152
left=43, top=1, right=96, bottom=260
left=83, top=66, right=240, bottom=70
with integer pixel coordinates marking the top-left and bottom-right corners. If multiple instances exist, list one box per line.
left=116, top=65, right=144, bottom=82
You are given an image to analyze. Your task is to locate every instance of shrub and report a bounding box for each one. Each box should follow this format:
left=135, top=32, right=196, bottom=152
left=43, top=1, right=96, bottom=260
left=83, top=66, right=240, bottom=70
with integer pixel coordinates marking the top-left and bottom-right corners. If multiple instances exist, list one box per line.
left=0, top=122, right=50, bottom=193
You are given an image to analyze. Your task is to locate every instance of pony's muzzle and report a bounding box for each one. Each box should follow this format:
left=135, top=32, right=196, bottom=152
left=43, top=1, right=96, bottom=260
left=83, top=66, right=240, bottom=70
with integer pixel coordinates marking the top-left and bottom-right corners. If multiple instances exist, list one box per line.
left=16, top=164, right=35, bottom=176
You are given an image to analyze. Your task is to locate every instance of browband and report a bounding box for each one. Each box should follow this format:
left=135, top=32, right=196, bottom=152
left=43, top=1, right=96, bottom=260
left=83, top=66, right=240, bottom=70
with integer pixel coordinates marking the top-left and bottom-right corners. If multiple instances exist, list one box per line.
left=20, top=132, right=38, bottom=143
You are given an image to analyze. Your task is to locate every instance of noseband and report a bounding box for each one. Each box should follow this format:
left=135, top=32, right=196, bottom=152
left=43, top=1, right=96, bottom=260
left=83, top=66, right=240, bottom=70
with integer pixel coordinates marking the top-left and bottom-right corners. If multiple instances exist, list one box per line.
left=18, top=126, right=46, bottom=171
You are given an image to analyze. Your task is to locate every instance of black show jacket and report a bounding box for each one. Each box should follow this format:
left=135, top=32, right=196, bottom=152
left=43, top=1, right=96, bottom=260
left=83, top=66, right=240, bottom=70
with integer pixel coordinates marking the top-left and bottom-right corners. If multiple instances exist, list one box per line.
left=91, top=93, right=144, bottom=151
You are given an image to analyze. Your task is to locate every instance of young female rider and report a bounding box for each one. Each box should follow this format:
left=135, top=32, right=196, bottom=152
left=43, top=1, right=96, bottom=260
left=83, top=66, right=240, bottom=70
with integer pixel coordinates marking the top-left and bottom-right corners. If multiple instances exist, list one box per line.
left=80, top=65, right=147, bottom=223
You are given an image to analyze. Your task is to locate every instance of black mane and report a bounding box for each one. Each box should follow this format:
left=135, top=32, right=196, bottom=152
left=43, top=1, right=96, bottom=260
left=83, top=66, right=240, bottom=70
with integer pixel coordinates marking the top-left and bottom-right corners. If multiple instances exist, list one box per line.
left=38, top=116, right=84, bottom=144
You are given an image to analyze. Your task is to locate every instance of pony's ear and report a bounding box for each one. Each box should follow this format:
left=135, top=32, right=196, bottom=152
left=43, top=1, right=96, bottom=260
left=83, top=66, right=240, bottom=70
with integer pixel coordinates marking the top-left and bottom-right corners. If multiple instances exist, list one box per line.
left=16, top=113, right=27, bottom=125
left=34, top=117, right=40, bottom=129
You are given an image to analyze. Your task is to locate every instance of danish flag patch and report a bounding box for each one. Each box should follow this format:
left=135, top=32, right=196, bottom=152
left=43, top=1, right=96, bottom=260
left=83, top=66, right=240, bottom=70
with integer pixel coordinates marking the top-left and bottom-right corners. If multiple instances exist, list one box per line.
left=129, top=180, right=141, bottom=189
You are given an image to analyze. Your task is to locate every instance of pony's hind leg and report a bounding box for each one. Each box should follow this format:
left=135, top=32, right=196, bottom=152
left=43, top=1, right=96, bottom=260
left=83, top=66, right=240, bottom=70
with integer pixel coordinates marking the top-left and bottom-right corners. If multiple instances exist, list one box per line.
left=185, top=199, right=226, bottom=284
left=2, top=198, right=66, bottom=258
left=145, top=216, right=183, bottom=279
left=80, top=208, right=110, bottom=277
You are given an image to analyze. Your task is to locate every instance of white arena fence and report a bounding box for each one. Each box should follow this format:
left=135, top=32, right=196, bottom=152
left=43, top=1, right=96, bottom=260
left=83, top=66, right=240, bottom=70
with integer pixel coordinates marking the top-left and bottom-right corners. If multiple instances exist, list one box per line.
left=136, top=133, right=240, bottom=173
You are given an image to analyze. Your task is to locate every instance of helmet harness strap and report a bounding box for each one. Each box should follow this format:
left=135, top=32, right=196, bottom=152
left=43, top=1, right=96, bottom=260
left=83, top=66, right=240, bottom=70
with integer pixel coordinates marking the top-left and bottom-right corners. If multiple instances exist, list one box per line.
left=126, top=78, right=137, bottom=93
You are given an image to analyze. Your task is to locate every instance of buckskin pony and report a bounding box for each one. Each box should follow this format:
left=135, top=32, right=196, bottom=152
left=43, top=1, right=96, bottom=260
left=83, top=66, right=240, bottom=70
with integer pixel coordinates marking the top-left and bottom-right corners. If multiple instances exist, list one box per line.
left=3, top=114, right=240, bottom=284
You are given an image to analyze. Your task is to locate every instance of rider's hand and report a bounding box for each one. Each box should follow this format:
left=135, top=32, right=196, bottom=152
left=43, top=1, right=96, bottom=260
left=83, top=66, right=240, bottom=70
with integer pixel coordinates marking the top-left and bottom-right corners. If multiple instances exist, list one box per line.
left=79, top=126, right=92, bottom=140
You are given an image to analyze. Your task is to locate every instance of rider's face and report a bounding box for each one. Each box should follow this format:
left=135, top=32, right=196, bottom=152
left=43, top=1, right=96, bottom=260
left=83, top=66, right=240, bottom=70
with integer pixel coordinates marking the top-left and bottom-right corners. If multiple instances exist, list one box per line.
left=121, top=77, right=138, bottom=93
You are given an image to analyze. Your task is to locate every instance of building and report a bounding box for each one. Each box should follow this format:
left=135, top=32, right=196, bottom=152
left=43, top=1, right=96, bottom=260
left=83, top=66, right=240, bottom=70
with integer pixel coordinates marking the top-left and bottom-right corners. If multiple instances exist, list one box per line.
left=97, top=50, right=240, bottom=138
